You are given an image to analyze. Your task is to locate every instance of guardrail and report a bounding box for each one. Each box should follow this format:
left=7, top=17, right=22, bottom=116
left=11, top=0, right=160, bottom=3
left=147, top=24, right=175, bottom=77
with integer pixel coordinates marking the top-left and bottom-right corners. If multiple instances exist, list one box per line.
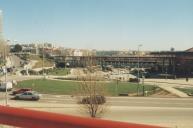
left=0, top=105, right=162, bottom=128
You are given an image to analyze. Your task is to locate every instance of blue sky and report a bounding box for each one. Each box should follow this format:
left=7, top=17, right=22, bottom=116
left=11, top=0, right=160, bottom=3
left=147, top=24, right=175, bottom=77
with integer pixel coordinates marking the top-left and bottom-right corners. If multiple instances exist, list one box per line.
left=0, top=0, right=193, bottom=50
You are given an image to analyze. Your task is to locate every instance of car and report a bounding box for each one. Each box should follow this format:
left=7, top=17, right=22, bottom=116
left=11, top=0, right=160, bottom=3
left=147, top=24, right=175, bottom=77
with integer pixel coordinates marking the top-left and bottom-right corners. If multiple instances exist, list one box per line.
left=14, top=91, right=41, bottom=100
left=12, top=88, right=32, bottom=95
left=80, top=95, right=106, bottom=104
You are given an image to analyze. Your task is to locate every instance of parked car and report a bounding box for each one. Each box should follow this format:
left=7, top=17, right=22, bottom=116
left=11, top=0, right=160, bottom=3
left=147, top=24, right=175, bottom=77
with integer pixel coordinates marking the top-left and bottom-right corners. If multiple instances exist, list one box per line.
left=0, top=82, right=13, bottom=91
left=80, top=95, right=106, bottom=104
left=12, top=88, right=32, bottom=95
left=129, top=78, right=140, bottom=83
left=14, top=91, right=41, bottom=100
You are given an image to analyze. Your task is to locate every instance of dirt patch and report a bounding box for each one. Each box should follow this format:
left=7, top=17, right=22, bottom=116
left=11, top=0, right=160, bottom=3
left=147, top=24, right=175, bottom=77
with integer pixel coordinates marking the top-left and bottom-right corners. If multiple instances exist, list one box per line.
left=150, top=89, right=178, bottom=98
left=127, top=88, right=179, bottom=98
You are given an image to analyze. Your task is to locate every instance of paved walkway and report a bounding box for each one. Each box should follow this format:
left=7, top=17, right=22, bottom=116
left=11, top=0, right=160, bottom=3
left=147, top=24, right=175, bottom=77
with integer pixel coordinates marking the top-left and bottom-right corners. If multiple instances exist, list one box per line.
left=145, top=78, right=193, bottom=87
left=157, top=85, right=189, bottom=97
left=144, top=79, right=192, bottom=97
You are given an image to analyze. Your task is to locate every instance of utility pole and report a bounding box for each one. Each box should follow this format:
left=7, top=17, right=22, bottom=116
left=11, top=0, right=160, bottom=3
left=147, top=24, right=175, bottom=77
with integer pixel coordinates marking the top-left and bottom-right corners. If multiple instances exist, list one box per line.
left=165, top=66, right=168, bottom=80
left=42, top=43, right=44, bottom=76
left=142, top=75, right=145, bottom=96
left=116, top=79, right=119, bottom=96
left=0, top=10, right=8, bottom=105
left=4, top=46, right=8, bottom=106
left=137, top=44, right=142, bottom=96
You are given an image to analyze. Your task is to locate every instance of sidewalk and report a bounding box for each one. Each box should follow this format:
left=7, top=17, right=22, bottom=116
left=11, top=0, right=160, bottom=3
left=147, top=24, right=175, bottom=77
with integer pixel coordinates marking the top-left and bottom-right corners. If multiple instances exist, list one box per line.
left=144, top=79, right=191, bottom=97
left=158, top=85, right=189, bottom=98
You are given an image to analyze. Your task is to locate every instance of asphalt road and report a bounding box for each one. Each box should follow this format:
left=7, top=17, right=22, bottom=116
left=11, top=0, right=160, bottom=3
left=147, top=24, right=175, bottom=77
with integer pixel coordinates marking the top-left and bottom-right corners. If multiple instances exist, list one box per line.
left=0, top=92, right=193, bottom=128
left=1, top=93, right=193, bottom=108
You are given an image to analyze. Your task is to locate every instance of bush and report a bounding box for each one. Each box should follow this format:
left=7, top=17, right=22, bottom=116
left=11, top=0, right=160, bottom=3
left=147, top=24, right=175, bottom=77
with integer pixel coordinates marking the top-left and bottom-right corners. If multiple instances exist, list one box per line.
left=129, top=78, right=139, bottom=83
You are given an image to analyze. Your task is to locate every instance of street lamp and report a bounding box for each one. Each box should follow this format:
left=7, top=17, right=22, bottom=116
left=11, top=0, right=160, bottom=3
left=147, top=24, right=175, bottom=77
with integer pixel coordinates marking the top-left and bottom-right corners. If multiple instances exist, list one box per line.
left=116, top=78, right=119, bottom=96
left=42, top=43, right=45, bottom=78
left=43, top=43, right=44, bottom=74
left=137, top=44, right=142, bottom=96
left=3, top=46, right=8, bottom=106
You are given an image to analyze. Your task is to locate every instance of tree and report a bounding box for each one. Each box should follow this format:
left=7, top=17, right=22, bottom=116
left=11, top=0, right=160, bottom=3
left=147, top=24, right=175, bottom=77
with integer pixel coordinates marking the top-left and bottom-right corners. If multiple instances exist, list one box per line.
left=76, top=57, right=107, bottom=118
left=13, top=44, right=22, bottom=52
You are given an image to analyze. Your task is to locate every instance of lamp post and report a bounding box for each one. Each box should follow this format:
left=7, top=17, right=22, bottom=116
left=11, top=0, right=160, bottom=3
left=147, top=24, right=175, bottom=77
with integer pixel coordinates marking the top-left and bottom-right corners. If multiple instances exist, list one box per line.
left=42, top=43, right=45, bottom=77
left=3, top=46, right=8, bottom=106
left=142, top=75, right=145, bottom=96
left=137, top=44, right=142, bottom=96
left=116, top=78, right=119, bottom=96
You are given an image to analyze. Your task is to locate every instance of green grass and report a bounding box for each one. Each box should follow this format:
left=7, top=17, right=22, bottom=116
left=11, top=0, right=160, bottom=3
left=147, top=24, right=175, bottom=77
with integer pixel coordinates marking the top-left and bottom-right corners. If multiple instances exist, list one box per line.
left=175, top=87, right=193, bottom=94
left=16, top=79, right=79, bottom=95
left=16, top=79, right=157, bottom=96
left=106, top=82, right=156, bottom=96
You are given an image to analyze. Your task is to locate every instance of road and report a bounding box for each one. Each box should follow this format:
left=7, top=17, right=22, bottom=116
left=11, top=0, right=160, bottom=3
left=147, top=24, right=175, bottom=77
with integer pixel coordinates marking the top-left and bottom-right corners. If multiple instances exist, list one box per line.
left=0, top=92, right=193, bottom=128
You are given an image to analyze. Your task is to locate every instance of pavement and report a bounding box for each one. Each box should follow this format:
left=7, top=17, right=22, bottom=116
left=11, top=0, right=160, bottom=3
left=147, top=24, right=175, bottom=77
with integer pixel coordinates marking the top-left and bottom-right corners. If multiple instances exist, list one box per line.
left=0, top=75, right=44, bottom=82
left=144, top=78, right=193, bottom=98
left=144, top=78, right=193, bottom=87
left=158, top=85, right=189, bottom=97
left=0, top=93, right=193, bottom=128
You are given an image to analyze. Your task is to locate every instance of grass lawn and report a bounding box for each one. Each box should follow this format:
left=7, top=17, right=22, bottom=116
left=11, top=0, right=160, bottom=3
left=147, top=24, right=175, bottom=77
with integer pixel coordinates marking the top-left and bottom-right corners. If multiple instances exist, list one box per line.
left=175, top=87, right=193, bottom=94
left=16, top=79, right=157, bottom=96
left=106, top=82, right=156, bottom=96
left=16, top=79, right=79, bottom=95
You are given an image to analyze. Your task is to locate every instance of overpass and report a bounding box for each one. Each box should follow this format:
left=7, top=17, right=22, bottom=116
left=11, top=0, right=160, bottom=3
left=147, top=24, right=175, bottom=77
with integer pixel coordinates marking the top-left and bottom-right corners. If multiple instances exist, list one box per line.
left=54, top=51, right=193, bottom=77
left=55, top=54, right=176, bottom=74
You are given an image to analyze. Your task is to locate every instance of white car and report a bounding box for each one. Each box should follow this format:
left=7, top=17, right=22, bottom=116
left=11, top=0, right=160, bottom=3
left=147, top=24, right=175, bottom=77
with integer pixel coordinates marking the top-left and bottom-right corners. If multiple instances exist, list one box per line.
left=14, top=91, right=41, bottom=100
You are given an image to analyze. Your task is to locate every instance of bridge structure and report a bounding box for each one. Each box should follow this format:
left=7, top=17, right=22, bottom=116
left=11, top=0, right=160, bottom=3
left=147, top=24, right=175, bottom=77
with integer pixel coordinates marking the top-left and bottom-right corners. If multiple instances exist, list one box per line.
left=55, top=54, right=175, bottom=73
left=55, top=51, right=193, bottom=77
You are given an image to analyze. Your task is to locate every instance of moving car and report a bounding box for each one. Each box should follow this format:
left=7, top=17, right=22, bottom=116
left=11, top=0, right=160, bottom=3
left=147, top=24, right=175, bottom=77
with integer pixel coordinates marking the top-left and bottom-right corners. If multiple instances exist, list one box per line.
left=80, top=95, right=106, bottom=104
left=12, top=88, right=32, bottom=95
left=14, top=91, right=41, bottom=100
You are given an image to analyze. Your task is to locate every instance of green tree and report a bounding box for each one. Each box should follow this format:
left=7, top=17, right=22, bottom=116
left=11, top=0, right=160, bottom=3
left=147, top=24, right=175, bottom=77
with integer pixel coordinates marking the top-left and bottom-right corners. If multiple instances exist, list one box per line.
left=13, top=44, right=22, bottom=52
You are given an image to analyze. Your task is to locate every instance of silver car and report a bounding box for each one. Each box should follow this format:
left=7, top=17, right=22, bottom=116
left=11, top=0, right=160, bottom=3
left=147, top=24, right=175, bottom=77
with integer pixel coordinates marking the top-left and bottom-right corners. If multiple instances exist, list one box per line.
left=14, top=91, right=41, bottom=100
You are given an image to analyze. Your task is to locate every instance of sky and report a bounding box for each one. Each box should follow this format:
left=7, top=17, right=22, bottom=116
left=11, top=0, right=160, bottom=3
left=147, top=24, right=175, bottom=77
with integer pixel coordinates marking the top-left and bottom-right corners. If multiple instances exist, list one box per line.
left=0, top=0, right=193, bottom=51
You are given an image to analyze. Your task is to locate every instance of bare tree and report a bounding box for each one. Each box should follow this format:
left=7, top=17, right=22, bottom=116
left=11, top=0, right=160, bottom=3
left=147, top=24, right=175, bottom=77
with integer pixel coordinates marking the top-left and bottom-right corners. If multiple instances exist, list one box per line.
left=76, top=57, right=107, bottom=118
